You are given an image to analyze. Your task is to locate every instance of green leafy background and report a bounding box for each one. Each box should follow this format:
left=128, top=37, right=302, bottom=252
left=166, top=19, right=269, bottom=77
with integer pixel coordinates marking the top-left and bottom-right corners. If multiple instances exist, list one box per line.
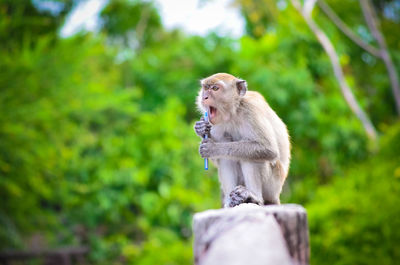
left=0, top=0, right=399, bottom=264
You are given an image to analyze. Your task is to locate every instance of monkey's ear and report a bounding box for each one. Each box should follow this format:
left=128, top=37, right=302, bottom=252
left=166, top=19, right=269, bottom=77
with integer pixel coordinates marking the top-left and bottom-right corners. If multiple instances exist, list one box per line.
left=236, top=79, right=247, bottom=96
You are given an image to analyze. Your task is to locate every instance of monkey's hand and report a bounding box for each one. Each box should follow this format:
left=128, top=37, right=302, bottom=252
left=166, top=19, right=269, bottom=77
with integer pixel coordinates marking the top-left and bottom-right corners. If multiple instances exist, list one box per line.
left=194, top=117, right=211, bottom=138
left=199, top=138, right=217, bottom=158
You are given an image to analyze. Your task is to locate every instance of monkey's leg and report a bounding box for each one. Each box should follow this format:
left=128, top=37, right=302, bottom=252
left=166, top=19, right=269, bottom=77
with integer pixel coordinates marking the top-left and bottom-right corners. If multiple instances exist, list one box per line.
left=261, top=163, right=284, bottom=205
left=218, top=159, right=239, bottom=208
left=229, top=161, right=263, bottom=207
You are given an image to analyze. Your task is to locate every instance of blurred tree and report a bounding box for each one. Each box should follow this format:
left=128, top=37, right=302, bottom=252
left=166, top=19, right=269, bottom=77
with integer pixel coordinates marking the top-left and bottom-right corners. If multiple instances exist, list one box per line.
left=308, top=122, right=400, bottom=265
left=0, top=34, right=220, bottom=263
left=235, top=0, right=400, bottom=130
left=359, top=0, right=400, bottom=114
left=0, top=0, right=73, bottom=49
left=99, top=0, right=162, bottom=50
left=234, top=0, right=279, bottom=38
left=126, top=32, right=236, bottom=119
left=316, top=0, right=400, bottom=115
left=292, top=0, right=378, bottom=140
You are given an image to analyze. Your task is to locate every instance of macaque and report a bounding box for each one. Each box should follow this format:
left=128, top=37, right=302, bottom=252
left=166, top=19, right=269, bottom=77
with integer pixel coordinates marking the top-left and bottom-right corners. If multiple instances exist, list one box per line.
left=194, top=73, right=290, bottom=207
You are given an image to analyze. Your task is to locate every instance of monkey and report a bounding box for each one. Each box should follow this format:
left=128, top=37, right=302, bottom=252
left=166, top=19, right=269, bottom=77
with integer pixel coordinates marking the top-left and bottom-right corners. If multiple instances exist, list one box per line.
left=194, top=73, right=290, bottom=207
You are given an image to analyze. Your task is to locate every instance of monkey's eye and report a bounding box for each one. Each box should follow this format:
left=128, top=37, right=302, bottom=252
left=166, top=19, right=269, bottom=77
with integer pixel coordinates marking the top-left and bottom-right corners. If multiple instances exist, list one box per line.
left=203, top=85, right=209, bottom=91
left=211, top=85, right=219, bottom=91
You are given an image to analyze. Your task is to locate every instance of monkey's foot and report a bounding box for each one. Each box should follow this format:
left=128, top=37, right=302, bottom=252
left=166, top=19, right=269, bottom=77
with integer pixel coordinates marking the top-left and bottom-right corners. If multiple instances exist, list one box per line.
left=228, top=185, right=263, bottom=208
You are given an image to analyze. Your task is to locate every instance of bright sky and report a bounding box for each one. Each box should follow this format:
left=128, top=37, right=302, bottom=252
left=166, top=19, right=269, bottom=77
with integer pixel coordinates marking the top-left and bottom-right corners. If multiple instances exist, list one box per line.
left=60, top=0, right=245, bottom=38
left=60, top=0, right=108, bottom=37
left=154, top=0, right=245, bottom=37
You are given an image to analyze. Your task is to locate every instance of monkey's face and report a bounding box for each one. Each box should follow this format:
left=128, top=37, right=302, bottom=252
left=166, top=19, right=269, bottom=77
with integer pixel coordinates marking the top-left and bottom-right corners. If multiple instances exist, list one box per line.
left=201, top=81, right=223, bottom=124
left=198, top=73, right=247, bottom=125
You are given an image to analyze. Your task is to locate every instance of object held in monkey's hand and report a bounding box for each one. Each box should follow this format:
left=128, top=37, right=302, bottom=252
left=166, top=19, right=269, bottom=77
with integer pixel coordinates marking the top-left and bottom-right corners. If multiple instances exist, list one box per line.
left=204, top=111, right=209, bottom=170
left=228, top=185, right=263, bottom=207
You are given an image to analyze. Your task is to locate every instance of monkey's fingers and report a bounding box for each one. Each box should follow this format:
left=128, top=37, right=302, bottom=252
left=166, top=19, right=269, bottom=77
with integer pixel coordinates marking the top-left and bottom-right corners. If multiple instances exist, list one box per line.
left=199, top=143, right=211, bottom=158
left=196, top=119, right=211, bottom=126
left=228, top=186, right=263, bottom=207
left=195, top=120, right=210, bottom=127
left=201, top=138, right=212, bottom=144
left=195, top=123, right=211, bottom=138
left=194, top=123, right=207, bottom=130
left=199, top=152, right=210, bottom=159
left=194, top=127, right=206, bottom=137
left=194, top=122, right=206, bottom=130
left=194, top=123, right=206, bottom=131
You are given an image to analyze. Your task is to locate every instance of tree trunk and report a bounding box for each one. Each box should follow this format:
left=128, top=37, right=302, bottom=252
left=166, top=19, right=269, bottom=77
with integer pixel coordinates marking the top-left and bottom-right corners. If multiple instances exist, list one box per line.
left=193, top=204, right=309, bottom=265
left=317, top=0, right=381, bottom=57
left=291, top=0, right=378, bottom=140
left=359, top=0, right=400, bottom=115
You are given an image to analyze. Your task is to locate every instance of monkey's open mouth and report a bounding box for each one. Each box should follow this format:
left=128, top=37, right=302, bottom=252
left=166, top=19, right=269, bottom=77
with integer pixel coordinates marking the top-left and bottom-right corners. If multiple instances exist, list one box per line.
left=209, top=106, right=217, bottom=120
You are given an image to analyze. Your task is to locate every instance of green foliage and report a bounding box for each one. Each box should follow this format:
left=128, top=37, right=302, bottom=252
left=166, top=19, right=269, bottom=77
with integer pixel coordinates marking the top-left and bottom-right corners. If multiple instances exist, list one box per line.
left=234, top=0, right=279, bottom=38
left=0, top=35, right=219, bottom=263
left=0, top=0, right=399, bottom=264
left=308, top=123, right=400, bottom=265
left=0, top=0, right=73, bottom=49
left=100, top=0, right=162, bottom=48
left=127, top=32, right=236, bottom=119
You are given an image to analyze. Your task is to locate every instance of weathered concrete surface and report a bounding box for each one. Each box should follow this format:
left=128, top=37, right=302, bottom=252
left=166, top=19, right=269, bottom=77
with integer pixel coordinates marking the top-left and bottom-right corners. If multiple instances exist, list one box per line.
left=193, top=204, right=309, bottom=265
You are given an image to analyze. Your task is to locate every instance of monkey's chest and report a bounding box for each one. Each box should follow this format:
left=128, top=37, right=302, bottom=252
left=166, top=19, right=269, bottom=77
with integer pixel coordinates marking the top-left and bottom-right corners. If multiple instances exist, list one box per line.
left=211, top=127, right=239, bottom=142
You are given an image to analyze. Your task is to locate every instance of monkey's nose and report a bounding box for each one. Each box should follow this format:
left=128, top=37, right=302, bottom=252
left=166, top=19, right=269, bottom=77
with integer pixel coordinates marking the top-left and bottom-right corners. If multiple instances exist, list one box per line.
left=203, top=96, right=209, bottom=100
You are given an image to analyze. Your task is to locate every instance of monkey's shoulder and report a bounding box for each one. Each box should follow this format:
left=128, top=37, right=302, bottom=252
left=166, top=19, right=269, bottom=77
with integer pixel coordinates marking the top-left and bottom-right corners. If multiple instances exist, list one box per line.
left=243, top=90, right=269, bottom=103
left=237, top=91, right=273, bottom=120
left=240, top=91, right=271, bottom=111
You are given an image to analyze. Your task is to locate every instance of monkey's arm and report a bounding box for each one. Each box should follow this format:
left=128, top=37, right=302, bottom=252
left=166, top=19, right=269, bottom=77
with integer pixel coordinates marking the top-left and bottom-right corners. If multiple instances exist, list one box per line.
left=200, top=139, right=278, bottom=162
